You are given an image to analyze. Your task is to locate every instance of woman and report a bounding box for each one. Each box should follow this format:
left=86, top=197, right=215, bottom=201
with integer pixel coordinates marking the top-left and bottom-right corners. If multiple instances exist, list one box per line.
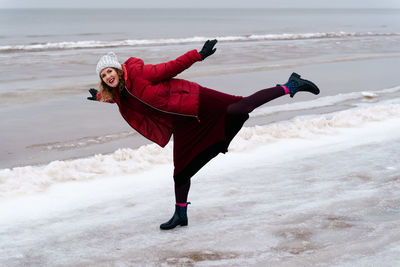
left=87, top=40, right=320, bottom=230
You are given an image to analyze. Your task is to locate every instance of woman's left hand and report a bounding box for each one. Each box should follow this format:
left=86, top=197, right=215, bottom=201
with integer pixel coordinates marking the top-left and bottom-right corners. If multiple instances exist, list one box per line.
left=199, top=39, right=217, bottom=60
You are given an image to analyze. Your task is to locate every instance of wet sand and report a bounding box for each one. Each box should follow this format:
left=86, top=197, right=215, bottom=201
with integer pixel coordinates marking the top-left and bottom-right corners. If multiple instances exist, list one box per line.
left=1, top=56, right=400, bottom=169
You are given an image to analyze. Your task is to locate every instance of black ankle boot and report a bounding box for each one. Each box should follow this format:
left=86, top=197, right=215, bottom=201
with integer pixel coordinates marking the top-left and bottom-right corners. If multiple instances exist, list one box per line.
left=160, top=202, right=190, bottom=230
left=281, top=72, right=320, bottom=98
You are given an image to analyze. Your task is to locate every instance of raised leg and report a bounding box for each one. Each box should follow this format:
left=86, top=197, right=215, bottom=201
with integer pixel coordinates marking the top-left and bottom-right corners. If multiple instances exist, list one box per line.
left=227, top=86, right=286, bottom=115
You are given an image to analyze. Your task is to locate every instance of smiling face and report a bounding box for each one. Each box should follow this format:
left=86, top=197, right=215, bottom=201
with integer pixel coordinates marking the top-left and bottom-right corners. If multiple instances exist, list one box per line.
left=100, top=67, right=120, bottom=88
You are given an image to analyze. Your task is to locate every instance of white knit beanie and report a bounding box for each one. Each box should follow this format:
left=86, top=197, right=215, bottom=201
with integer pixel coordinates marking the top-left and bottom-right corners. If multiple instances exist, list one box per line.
left=96, top=52, right=122, bottom=77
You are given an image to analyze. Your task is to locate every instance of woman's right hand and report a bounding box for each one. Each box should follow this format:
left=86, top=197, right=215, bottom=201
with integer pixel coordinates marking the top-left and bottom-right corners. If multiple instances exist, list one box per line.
left=87, top=88, right=98, bottom=101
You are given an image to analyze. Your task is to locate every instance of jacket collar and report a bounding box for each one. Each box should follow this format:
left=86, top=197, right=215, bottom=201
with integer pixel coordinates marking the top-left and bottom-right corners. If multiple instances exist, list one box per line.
left=121, top=63, right=130, bottom=89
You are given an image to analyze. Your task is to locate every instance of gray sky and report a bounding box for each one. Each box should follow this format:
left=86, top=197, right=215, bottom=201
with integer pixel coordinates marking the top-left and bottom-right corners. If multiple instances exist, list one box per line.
left=1, top=0, right=400, bottom=9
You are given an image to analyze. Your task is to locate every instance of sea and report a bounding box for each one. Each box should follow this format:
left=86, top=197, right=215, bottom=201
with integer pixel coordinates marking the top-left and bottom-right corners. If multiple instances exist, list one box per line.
left=0, top=8, right=400, bottom=266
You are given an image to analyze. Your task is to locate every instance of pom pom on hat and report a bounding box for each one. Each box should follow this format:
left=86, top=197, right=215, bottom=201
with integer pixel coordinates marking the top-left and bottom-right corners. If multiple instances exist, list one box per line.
left=96, top=52, right=122, bottom=77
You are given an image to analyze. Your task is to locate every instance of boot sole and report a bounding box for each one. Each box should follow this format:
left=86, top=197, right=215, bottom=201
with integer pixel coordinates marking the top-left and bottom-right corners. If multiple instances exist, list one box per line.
left=160, top=223, right=188, bottom=230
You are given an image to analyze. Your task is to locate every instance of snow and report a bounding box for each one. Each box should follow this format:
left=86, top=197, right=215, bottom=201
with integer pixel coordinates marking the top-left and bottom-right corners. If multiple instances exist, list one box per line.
left=0, top=102, right=400, bottom=266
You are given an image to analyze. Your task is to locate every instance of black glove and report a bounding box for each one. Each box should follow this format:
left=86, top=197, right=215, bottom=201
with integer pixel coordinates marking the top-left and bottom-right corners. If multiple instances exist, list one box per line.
left=199, top=39, right=217, bottom=60
left=87, top=88, right=98, bottom=101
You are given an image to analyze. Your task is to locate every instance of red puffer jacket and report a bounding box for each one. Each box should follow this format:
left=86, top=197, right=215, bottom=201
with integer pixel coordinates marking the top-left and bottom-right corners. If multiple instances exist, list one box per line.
left=98, top=49, right=203, bottom=147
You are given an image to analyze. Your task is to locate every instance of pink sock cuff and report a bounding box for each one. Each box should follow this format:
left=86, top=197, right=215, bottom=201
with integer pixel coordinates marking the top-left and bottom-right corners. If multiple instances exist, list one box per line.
left=176, top=203, right=188, bottom=207
left=281, top=85, right=290, bottom=95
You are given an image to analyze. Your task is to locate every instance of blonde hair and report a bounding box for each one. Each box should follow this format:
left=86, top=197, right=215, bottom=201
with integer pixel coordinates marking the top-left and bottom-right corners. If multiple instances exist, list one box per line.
left=98, top=68, right=125, bottom=102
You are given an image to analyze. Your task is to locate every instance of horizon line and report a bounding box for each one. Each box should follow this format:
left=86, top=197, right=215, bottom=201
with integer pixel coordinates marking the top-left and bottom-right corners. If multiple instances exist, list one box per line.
left=1, top=7, right=399, bottom=9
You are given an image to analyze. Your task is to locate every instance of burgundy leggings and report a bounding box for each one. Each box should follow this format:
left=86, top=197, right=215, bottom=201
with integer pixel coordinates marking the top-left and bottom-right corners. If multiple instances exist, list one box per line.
left=174, top=86, right=285, bottom=203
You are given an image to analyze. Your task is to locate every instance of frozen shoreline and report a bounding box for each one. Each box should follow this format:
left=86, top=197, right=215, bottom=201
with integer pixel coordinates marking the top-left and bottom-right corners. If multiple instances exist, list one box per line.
left=2, top=95, right=400, bottom=198
left=0, top=107, right=399, bottom=266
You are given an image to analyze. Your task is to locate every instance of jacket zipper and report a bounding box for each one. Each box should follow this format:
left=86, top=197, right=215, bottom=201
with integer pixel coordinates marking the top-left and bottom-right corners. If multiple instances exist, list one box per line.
left=124, top=86, right=200, bottom=121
